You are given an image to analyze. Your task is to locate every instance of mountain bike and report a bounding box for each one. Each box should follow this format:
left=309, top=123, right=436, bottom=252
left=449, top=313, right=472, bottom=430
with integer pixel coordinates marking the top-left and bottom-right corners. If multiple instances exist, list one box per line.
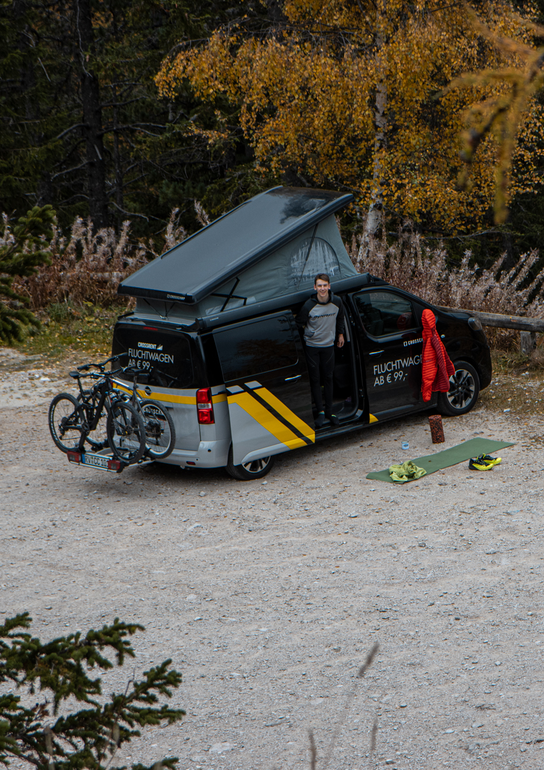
left=48, top=356, right=146, bottom=464
left=112, top=366, right=176, bottom=460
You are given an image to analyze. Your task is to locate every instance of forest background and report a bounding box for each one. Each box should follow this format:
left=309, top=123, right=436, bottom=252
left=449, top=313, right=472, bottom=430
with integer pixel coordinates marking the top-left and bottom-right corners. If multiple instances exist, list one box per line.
left=3, top=0, right=544, bottom=346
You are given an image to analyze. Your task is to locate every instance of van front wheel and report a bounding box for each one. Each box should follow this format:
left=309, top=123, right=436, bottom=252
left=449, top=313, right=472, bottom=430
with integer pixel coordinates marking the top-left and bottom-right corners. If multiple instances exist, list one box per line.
left=437, top=360, right=480, bottom=416
left=226, top=450, right=275, bottom=480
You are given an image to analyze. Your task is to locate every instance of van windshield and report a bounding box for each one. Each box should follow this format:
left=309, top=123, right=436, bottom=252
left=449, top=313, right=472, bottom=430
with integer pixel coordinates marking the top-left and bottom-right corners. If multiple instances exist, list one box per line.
left=112, top=324, right=195, bottom=388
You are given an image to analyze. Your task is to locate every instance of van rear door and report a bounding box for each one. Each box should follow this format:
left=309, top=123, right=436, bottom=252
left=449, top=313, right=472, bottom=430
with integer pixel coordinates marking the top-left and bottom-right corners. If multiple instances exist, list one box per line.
left=214, top=312, right=315, bottom=465
left=112, top=321, right=201, bottom=451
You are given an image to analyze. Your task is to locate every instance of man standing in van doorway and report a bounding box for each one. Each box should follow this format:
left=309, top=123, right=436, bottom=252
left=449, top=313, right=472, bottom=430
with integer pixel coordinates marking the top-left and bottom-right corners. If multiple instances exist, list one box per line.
left=297, top=273, right=345, bottom=428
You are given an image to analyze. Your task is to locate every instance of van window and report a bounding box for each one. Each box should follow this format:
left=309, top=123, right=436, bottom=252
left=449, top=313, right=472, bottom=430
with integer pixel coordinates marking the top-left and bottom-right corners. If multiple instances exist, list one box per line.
left=354, top=291, right=417, bottom=337
left=216, top=315, right=298, bottom=382
left=112, top=325, right=194, bottom=388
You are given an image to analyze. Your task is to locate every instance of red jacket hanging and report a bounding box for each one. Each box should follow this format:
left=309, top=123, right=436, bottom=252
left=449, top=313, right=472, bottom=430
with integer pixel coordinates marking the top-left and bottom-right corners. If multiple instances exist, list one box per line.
left=421, top=309, right=455, bottom=402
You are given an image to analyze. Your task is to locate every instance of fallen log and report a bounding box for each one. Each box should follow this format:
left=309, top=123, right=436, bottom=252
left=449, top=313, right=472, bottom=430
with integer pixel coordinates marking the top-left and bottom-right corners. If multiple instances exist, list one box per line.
left=436, top=306, right=544, bottom=354
left=436, top=306, right=544, bottom=333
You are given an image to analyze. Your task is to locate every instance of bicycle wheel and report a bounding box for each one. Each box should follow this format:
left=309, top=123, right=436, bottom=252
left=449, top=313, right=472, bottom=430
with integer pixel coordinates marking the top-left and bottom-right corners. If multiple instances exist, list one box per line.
left=48, top=393, right=85, bottom=452
left=140, top=400, right=176, bottom=460
left=106, top=401, right=146, bottom=464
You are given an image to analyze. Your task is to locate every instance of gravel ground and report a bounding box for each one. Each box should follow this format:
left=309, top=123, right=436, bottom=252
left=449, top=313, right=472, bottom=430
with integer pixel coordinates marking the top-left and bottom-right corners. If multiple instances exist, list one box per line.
left=2, top=348, right=544, bottom=770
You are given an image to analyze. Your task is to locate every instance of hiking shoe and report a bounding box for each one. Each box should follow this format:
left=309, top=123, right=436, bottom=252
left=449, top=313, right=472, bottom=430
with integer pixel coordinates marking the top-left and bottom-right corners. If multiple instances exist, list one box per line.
left=329, top=414, right=340, bottom=426
left=469, top=457, right=494, bottom=471
left=477, top=453, right=502, bottom=467
left=315, top=412, right=326, bottom=429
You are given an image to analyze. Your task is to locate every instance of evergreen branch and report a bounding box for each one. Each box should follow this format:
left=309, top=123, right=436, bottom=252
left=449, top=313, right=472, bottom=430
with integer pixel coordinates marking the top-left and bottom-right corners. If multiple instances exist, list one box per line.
left=0, top=616, right=184, bottom=770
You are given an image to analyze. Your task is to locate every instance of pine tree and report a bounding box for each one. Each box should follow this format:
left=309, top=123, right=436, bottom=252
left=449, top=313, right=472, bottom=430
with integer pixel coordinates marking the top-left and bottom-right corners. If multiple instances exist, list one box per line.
left=0, top=613, right=184, bottom=770
left=0, top=0, right=242, bottom=235
left=0, top=204, right=56, bottom=343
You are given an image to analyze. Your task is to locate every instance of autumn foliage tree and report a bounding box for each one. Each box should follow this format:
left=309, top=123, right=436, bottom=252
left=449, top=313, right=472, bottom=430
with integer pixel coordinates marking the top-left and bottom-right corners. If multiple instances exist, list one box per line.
left=451, top=10, right=544, bottom=225
left=156, top=0, right=544, bottom=240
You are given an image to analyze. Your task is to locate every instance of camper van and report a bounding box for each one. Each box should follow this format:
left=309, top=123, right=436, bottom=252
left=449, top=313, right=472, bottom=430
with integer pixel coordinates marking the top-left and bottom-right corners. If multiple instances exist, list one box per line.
left=112, top=187, right=491, bottom=479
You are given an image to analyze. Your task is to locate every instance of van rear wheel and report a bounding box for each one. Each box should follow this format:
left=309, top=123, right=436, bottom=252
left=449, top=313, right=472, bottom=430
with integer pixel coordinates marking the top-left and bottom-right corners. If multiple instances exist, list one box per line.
left=226, top=450, right=275, bottom=480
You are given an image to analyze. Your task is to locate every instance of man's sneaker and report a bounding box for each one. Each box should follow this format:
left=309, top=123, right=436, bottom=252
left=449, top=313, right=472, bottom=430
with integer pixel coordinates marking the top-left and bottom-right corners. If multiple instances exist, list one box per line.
left=329, top=414, right=340, bottom=426
left=477, top=454, right=502, bottom=467
left=469, top=457, right=494, bottom=471
left=315, top=412, right=326, bottom=429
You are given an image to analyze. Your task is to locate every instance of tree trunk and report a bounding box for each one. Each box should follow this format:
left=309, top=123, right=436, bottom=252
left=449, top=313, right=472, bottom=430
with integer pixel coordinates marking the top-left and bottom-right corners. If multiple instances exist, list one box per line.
left=75, top=0, right=108, bottom=229
left=112, top=85, right=124, bottom=227
left=357, top=19, right=387, bottom=270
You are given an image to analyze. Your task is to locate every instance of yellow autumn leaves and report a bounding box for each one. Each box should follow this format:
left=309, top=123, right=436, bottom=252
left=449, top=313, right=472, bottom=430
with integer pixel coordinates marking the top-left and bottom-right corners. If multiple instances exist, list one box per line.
left=156, top=0, right=544, bottom=232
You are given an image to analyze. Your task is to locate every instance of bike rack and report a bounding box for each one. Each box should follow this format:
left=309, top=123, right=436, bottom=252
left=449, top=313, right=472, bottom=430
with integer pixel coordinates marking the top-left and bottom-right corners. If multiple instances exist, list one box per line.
left=66, top=446, right=158, bottom=473
left=66, top=448, right=127, bottom=473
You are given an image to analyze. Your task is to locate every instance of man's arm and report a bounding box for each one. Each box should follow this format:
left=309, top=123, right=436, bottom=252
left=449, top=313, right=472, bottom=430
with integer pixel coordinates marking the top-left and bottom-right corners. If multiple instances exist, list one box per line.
left=296, top=299, right=312, bottom=331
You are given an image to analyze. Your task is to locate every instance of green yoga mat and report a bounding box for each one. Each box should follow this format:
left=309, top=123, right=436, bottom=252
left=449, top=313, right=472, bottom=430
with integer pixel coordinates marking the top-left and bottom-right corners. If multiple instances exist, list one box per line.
left=366, top=438, right=515, bottom=484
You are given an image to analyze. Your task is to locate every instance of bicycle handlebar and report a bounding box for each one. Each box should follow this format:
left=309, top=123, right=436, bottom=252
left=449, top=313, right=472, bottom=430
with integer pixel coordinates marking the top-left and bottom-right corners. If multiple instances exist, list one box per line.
left=75, top=360, right=175, bottom=388
left=78, top=365, right=126, bottom=381
left=118, top=364, right=176, bottom=387
left=76, top=353, right=126, bottom=372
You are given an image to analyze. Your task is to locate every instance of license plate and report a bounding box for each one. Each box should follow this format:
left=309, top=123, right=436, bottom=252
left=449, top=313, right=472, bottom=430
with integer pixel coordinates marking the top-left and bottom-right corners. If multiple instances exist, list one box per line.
left=81, top=453, right=110, bottom=469
left=67, top=450, right=123, bottom=472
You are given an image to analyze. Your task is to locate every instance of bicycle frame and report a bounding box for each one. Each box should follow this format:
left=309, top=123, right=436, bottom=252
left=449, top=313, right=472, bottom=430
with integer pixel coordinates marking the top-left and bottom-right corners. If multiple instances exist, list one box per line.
left=70, top=357, right=127, bottom=450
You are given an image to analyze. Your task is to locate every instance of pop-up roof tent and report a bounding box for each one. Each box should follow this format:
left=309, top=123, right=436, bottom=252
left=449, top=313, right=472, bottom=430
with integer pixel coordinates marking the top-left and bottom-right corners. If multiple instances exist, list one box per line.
left=118, top=186, right=357, bottom=322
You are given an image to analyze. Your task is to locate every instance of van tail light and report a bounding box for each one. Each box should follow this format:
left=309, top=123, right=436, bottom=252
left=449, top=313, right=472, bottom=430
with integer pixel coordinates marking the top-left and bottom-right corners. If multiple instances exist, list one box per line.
left=196, top=387, right=215, bottom=424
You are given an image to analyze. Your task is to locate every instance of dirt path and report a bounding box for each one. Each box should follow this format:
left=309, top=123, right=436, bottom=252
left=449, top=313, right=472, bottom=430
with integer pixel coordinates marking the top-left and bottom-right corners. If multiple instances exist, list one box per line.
left=2, top=349, right=544, bottom=770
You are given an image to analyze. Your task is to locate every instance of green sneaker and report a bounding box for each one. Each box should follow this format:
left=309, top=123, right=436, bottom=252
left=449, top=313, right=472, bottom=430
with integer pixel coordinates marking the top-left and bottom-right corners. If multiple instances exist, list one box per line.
left=477, top=454, right=501, bottom=467
left=469, top=457, right=494, bottom=471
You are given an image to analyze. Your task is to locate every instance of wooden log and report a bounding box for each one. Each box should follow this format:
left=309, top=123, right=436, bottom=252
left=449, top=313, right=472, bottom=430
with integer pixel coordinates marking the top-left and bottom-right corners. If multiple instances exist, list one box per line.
left=436, top=306, right=544, bottom=333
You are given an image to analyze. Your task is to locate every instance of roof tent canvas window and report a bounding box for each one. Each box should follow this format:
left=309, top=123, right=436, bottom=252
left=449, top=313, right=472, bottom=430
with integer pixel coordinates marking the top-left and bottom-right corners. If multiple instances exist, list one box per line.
left=198, top=216, right=357, bottom=315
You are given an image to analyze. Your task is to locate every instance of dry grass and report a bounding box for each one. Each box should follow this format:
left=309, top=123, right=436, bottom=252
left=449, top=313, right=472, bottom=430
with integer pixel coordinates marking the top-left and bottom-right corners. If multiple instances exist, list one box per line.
left=351, top=224, right=544, bottom=333
left=14, top=305, right=118, bottom=364
left=4, top=208, right=544, bottom=360
left=6, top=209, right=188, bottom=311
left=10, top=218, right=148, bottom=309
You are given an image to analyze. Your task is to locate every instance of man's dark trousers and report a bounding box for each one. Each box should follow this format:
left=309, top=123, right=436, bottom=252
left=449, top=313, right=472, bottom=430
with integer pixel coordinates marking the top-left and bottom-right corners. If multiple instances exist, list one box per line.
left=305, top=345, right=334, bottom=415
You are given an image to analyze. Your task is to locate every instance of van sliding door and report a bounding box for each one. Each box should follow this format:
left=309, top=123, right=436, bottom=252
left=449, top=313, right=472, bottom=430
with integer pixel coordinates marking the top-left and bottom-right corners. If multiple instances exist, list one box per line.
left=214, top=313, right=315, bottom=465
left=352, top=290, right=423, bottom=420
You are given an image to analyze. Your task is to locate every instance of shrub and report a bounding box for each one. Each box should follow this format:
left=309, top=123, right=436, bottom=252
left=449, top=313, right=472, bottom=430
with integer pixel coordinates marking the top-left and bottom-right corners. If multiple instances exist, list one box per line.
left=0, top=205, right=56, bottom=343
left=352, top=223, right=544, bottom=318
left=9, top=209, right=189, bottom=312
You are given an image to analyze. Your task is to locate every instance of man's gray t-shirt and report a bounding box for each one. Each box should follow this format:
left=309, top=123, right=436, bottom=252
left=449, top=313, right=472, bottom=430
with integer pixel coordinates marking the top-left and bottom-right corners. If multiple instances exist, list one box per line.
left=297, top=292, right=345, bottom=348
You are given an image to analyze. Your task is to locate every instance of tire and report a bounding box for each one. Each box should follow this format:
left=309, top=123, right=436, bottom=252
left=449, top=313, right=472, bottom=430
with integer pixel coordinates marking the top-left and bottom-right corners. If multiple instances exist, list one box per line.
left=140, top=400, right=176, bottom=460
left=48, top=393, right=85, bottom=453
left=437, top=360, right=480, bottom=416
left=226, top=449, right=275, bottom=480
left=106, top=401, right=146, bottom=464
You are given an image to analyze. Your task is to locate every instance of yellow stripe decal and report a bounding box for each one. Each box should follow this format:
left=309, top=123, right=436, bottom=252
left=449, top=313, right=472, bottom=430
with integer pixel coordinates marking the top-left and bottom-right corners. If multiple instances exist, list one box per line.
left=114, top=383, right=226, bottom=406
left=369, top=413, right=378, bottom=423
left=113, top=383, right=195, bottom=405
left=256, top=388, right=315, bottom=443
left=228, top=392, right=308, bottom=451
left=144, top=392, right=195, bottom=405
